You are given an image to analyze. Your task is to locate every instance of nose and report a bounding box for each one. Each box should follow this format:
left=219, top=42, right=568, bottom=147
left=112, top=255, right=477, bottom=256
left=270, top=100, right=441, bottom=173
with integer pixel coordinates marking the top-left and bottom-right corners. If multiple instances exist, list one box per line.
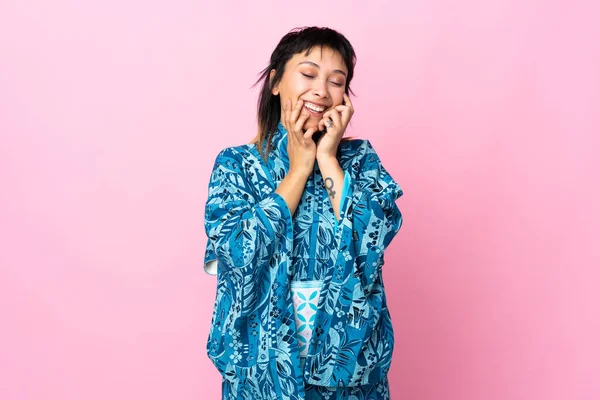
left=311, top=77, right=330, bottom=100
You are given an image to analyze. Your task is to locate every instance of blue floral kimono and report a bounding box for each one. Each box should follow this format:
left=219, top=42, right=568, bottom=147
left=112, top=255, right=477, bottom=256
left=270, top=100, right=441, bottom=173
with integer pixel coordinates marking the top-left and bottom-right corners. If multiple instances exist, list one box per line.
left=203, top=121, right=403, bottom=399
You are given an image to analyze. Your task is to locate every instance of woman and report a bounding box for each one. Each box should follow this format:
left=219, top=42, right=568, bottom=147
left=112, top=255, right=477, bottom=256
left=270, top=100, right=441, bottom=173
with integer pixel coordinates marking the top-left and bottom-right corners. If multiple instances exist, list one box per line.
left=203, top=26, right=404, bottom=400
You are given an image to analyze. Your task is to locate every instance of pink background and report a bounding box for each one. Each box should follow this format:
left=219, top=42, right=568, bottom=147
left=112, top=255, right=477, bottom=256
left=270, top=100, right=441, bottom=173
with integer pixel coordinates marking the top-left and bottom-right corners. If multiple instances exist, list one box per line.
left=1, top=1, right=598, bottom=399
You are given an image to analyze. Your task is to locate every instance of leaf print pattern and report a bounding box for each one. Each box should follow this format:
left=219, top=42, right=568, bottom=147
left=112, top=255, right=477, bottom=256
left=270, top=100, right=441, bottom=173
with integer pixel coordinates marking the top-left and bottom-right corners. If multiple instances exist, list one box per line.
left=203, top=121, right=403, bottom=399
left=303, top=375, right=391, bottom=400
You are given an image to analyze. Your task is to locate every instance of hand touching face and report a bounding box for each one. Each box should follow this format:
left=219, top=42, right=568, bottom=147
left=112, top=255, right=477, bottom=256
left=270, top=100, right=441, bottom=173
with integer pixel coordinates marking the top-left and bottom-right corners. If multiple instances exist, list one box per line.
left=270, top=46, right=348, bottom=132
left=314, top=93, right=354, bottom=159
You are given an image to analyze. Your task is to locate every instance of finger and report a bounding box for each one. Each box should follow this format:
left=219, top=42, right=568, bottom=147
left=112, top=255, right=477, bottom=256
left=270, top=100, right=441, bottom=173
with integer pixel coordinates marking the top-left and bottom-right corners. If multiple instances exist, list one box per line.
left=330, top=108, right=342, bottom=129
left=284, top=98, right=292, bottom=126
left=290, top=99, right=304, bottom=126
left=335, top=105, right=351, bottom=126
left=294, top=108, right=311, bottom=133
left=321, top=110, right=332, bottom=124
left=320, top=110, right=336, bottom=131
left=343, top=93, right=353, bottom=110
left=303, top=127, right=317, bottom=140
left=318, top=118, right=326, bottom=131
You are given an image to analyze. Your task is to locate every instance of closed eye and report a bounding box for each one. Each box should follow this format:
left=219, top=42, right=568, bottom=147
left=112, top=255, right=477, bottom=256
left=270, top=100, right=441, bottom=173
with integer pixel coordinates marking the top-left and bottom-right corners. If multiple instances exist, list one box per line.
left=302, top=73, right=344, bottom=87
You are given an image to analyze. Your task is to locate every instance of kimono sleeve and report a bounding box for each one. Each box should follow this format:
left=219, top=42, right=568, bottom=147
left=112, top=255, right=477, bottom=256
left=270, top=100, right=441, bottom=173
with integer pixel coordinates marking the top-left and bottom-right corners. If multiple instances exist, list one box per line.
left=202, top=147, right=293, bottom=275
left=351, top=140, right=404, bottom=253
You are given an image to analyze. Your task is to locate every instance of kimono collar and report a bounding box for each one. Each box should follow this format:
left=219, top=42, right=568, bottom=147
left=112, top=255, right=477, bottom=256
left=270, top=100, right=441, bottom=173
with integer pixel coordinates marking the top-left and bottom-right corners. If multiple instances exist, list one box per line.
left=263, top=120, right=290, bottom=171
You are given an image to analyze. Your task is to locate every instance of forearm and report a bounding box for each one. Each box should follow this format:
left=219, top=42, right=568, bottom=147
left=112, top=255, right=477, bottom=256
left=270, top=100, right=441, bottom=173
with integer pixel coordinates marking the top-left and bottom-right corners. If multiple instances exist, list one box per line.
left=205, top=148, right=302, bottom=270
left=275, top=169, right=310, bottom=216
left=317, top=156, right=344, bottom=221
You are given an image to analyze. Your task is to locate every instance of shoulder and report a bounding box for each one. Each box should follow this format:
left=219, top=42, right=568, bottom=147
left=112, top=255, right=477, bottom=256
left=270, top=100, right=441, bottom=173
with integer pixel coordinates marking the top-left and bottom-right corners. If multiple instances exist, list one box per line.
left=211, top=143, right=256, bottom=168
left=338, top=138, right=379, bottom=169
left=339, top=137, right=366, bottom=153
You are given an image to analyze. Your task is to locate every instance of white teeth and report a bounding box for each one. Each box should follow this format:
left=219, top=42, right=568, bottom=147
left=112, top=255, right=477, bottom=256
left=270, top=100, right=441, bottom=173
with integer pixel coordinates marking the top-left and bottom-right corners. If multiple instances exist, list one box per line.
left=305, top=102, right=325, bottom=112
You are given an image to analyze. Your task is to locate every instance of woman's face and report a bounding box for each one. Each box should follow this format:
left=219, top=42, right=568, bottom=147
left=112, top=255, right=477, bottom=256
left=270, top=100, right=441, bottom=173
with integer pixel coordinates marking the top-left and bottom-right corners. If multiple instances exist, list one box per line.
left=270, top=46, right=348, bottom=131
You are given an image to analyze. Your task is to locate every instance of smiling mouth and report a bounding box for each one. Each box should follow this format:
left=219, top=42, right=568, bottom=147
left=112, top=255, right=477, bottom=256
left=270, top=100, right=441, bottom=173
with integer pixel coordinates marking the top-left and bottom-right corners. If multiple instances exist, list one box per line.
left=304, top=102, right=326, bottom=115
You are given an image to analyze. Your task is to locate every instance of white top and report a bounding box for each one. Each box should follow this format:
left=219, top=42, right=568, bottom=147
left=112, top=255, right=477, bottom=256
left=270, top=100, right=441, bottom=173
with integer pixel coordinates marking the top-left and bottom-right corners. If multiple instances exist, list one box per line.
left=290, top=280, right=323, bottom=358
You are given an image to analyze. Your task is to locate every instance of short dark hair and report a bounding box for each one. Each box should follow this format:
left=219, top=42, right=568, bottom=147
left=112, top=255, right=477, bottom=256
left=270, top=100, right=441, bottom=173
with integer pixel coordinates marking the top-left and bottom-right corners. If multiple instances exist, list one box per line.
left=251, top=26, right=357, bottom=161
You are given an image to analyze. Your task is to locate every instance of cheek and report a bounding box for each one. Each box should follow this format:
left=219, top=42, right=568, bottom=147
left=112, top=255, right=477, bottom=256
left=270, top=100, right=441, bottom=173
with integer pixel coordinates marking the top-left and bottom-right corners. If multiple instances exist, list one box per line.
left=333, top=92, right=345, bottom=106
left=279, top=84, right=308, bottom=106
left=289, top=78, right=311, bottom=97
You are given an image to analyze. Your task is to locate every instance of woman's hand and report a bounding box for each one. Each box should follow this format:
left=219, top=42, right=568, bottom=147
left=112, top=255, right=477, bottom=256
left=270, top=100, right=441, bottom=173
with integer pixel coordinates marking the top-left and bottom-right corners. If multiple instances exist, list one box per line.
left=283, top=98, right=318, bottom=177
left=315, top=93, right=354, bottom=160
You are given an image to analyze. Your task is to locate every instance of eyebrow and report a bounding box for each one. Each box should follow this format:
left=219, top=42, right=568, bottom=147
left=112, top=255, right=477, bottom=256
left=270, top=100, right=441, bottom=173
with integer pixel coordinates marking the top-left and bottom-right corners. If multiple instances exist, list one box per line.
left=297, top=61, right=347, bottom=78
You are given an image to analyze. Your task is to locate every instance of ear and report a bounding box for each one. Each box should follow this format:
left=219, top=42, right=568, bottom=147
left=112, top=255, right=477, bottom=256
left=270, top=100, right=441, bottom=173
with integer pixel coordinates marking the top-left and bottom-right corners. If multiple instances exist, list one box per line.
left=269, top=69, right=279, bottom=96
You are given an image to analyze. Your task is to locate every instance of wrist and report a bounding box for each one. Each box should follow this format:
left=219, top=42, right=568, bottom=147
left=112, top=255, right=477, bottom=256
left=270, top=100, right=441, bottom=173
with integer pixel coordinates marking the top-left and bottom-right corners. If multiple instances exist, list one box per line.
left=287, top=167, right=312, bottom=180
left=316, top=154, right=338, bottom=166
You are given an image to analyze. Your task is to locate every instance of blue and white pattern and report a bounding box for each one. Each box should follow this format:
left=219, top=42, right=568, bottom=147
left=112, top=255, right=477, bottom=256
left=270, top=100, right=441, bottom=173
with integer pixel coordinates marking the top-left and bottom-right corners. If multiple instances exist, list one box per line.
left=290, top=280, right=323, bottom=357
left=204, top=120, right=403, bottom=399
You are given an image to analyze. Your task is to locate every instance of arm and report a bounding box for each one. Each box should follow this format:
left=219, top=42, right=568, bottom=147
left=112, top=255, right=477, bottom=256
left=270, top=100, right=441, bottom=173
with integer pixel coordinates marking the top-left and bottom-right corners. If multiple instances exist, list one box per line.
left=355, top=140, right=403, bottom=253
left=346, top=140, right=404, bottom=254
left=275, top=169, right=311, bottom=216
left=334, top=140, right=404, bottom=369
left=317, top=156, right=345, bottom=223
left=203, top=148, right=301, bottom=274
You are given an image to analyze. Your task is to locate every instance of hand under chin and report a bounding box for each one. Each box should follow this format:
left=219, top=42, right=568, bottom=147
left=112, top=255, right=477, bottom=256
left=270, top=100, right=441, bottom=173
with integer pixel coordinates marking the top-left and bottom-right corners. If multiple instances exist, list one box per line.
left=302, top=121, right=319, bottom=132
